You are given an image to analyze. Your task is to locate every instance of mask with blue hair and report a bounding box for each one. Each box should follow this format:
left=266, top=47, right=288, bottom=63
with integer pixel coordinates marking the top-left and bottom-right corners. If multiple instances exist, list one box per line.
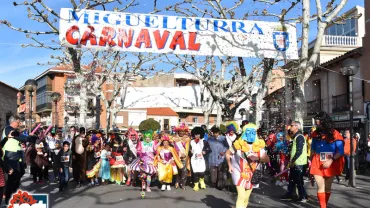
left=276, top=132, right=285, bottom=140
left=241, top=123, right=257, bottom=143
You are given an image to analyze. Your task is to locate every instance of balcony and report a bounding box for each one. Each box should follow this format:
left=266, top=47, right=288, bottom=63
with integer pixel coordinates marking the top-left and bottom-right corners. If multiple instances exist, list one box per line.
left=309, top=35, right=362, bottom=49
left=332, top=94, right=349, bottom=113
left=307, top=99, right=322, bottom=115
left=36, top=102, right=53, bottom=113
left=36, top=84, right=52, bottom=94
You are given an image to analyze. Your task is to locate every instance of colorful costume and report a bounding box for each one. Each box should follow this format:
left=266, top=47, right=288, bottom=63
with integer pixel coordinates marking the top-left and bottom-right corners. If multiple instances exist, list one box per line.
left=310, top=111, right=345, bottom=208
left=190, top=127, right=212, bottom=191
left=154, top=136, right=183, bottom=190
left=173, top=123, right=191, bottom=189
left=274, top=132, right=289, bottom=184
left=86, top=135, right=102, bottom=182
left=110, top=138, right=126, bottom=185
left=229, top=123, right=266, bottom=208
left=130, top=136, right=157, bottom=175
left=310, top=130, right=344, bottom=177
left=99, top=149, right=111, bottom=181
left=225, top=121, right=239, bottom=148
left=130, top=130, right=158, bottom=192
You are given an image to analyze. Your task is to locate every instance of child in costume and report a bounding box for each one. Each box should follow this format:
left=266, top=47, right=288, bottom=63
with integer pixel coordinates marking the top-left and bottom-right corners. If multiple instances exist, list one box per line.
left=86, top=134, right=102, bottom=186
left=225, top=121, right=239, bottom=148
left=100, top=143, right=111, bottom=184
left=34, top=141, right=49, bottom=184
left=274, top=132, right=289, bottom=186
left=190, top=127, right=212, bottom=191
left=225, top=123, right=270, bottom=208
left=130, top=130, right=158, bottom=192
left=56, top=141, right=72, bottom=193
left=310, top=112, right=344, bottom=208
left=110, top=134, right=126, bottom=185
left=155, top=135, right=183, bottom=191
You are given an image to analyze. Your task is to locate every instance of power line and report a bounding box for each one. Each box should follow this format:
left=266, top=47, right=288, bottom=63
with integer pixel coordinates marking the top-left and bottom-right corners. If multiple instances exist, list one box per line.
left=318, top=65, right=370, bottom=83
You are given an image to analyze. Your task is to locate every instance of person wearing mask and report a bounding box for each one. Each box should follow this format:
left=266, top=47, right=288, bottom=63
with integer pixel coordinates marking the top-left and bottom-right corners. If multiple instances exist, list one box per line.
left=309, top=112, right=345, bottom=208
left=208, top=127, right=228, bottom=189
left=280, top=121, right=308, bottom=202
left=226, top=123, right=269, bottom=208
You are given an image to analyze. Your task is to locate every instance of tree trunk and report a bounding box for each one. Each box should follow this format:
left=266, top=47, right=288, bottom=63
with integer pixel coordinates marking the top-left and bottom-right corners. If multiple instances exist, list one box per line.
left=106, top=108, right=111, bottom=133
left=216, top=103, right=222, bottom=127
left=254, top=93, right=264, bottom=127
left=79, top=83, right=88, bottom=127
left=204, top=111, right=210, bottom=127
left=293, top=81, right=306, bottom=126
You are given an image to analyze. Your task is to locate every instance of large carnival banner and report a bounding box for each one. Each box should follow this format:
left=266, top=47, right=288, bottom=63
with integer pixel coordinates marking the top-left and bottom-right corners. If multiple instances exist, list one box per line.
left=59, top=8, right=298, bottom=60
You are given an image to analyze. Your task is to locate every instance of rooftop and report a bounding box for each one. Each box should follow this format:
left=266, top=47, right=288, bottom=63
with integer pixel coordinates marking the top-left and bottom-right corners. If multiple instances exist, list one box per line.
left=147, top=107, right=178, bottom=116
left=0, top=81, right=18, bottom=92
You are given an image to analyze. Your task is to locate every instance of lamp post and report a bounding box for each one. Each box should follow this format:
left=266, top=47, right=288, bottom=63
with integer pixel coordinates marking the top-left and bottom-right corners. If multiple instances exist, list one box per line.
left=73, top=107, right=78, bottom=126
left=340, top=58, right=360, bottom=188
left=51, top=92, right=61, bottom=134
left=24, top=79, right=38, bottom=132
left=96, top=95, right=101, bottom=130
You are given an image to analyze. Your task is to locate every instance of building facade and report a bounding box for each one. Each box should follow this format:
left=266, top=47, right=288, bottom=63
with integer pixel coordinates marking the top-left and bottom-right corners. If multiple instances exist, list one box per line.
left=279, top=5, right=368, bottom=135
left=0, top=81, right=18, bottom=130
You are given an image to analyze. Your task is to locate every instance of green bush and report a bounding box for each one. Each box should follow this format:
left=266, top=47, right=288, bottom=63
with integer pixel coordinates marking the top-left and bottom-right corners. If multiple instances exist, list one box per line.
left=139, top=118, right=160, bottom=131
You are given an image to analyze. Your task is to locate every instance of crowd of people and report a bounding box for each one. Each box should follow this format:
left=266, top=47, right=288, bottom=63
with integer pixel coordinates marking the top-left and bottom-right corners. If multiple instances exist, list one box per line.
left=1, top=112, right=370, bottom=208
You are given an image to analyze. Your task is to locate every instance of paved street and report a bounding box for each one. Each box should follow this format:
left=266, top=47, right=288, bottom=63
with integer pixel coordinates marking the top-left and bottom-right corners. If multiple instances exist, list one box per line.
left=18, top=172, right=370, bottom=208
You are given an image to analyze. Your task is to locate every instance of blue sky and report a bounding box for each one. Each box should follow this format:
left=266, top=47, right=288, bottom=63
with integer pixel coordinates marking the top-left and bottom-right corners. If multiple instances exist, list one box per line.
left=0, top=0, right=364, bottom=88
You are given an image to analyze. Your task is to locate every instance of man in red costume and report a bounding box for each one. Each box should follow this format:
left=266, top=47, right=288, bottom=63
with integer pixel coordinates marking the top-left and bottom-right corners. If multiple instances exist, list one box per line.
left=310, top=112, right=345, bottom=208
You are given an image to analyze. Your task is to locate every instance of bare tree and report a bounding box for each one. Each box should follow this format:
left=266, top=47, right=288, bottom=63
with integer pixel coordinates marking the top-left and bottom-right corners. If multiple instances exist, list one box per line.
left=252, top=0, right=352, bottom=123
left=0, top=0, right=187, bottom=127
left=91, top=52, right=160, bottom=132
left=164, top=0, right=272, bottom=126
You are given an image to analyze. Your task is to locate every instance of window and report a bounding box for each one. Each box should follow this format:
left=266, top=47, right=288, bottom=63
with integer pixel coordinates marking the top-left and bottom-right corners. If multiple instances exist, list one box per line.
left=325, top=18, right=357, bottom=37
left=192, top=117, right=198, bottom=123
left=36, top=92, right=53, bottom=105
left=115, top=116, right=124, bottom=124
left=37, top=76, right=47, bottom=89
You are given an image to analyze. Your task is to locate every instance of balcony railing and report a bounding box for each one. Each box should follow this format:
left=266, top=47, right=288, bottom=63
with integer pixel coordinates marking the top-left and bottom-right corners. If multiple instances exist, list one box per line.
left=332, top=94, right=349, bottom=113
left=308, top=35, right=362, bottom=49
left=307, top=99, right=322, bottom=115
left=36, top=102, right=53, bottom=112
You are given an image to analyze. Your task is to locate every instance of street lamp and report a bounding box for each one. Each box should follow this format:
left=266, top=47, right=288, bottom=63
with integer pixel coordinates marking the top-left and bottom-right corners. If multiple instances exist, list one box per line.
left=51, top=92, right=61, bottom=134
left=73, top=107, right=78, bottom=126
left=340, top=58, right=360, bottom=188
left=24, top=79, right=37, bottom=132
